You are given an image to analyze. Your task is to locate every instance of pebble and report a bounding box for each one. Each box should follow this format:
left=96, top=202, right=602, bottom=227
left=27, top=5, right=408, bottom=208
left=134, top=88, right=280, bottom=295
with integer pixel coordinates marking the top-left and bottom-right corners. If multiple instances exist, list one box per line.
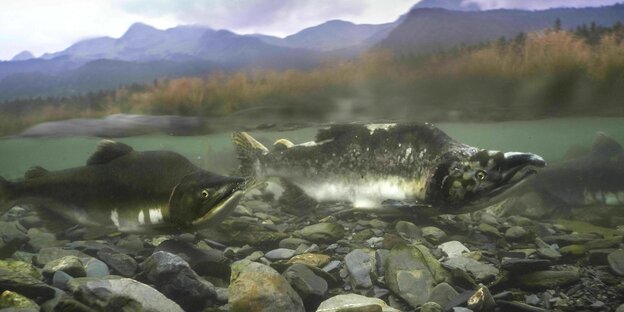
left=439, top=241, right=470, bottom=258
left=505, top=226, right=528, bottom=240
left=427, top=282, right=459, bottom=307
left=421, top=302, right=444, bottom=312
left=229, top=259, right=304, bottom=312
left=265, top=248, right=296, bottom=260
left=322, top=260, right=341, bottom=272
left=282, top=263, right=328, bottom=300
left=422, top=226, right=447, bottom=244
left=316, top=294, right=400, bottom=312
left=345, top=249, right=375, bottom=290
left=500, top=258, right=551, bottom=273
left=515, top=269, right=580, bottom=289
left=52, top=271, right=73, bottom=290
left=96, top=247, right=138, bottom=277
left=83, top=258, right=109, bottom=278
left=607, top=249, right=624, bottom=276
left=42, top=256, right=86, bottom=278
left=442, top=256, right=499, bottom=282
left=288, top=253, right=331, bottom=267
left=525, top=294, right=540, bottom=305
left=295, top=223, right=345, bottom=243
left=280, top=238, right=311, bottom=249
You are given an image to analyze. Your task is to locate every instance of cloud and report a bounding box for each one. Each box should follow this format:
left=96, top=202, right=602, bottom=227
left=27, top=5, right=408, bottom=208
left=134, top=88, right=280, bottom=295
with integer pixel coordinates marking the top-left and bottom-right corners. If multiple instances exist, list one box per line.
left=463, top=0, right=622, bottom=10
left=116, top=0, right=414, bottom=36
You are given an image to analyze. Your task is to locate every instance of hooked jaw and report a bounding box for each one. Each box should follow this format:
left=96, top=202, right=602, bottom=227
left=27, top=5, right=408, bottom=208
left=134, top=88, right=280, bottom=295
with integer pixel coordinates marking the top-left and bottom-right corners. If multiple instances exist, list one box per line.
left=191, top=179, right=245, bottom=226
left=167, top=173, right=246, bottom=228
left=463, top=151, right=546, bottom=211
left=432, top=151, right=546, bottom=214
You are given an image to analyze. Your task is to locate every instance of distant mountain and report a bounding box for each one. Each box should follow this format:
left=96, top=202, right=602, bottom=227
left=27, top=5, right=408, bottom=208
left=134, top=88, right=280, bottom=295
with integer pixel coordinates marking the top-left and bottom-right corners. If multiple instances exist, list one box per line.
left=10, top=51, right=35, bottom=61
left=196, top=30, right=321, bottom=68
left=378, top=4, right=624, bottom=55
left=270, top=20, right=397, bottom=51
left=412, top=0, right=480, bottom=11
left=0, top=59, right=219, bottom=101
left=41, top=23, right=210, bottom=61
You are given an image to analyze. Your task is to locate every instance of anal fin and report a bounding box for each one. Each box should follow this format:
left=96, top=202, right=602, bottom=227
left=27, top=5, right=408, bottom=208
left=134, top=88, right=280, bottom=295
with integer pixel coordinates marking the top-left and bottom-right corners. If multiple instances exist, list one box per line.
left=278, top=179, right=317, bottom=216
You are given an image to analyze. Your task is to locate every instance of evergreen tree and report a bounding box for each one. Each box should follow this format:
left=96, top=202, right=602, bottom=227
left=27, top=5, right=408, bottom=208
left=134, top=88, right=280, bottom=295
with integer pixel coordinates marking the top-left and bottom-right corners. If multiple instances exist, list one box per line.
left=554, top=18, right=562, bottom=32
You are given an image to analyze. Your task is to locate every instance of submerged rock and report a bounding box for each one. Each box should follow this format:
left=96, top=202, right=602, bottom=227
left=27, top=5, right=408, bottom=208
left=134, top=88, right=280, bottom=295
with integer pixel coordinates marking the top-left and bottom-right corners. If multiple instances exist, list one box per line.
left=0, top=268, right=56, bottom=301
left=265, top=248, right=296, bottom=260
left=42, top=255, right=86, bottom=278
left=0, top=290, right=39, bottom=310
left=0, top=221, right=29, bottom=258
left=229, top=259, right=304, bottom=312
left=442, top=256, right=499, bottom=282
left=385, top=244, right=450, bottom=308
left=515, top=269, right=580, bottom=289
left=96, top=247, right=138, bottom=277
left=282, top=263, right=327, bottom=310
left=34, top=247, right=89, bottom=266
left=294, top=223, right=345, bottom=243
left=345, top=249, right=376, bottom=291
left=316, top=294, right=400, bottom=312
left=141, top=251, right=216, bottom=311
left=438, top=241, right=470, bottom=258
left=422, top=226, right=447, bottom=244
left=0, top=260, right=41, bottom=280
left=428, top=282, right=459, bottom=307
left=607, top=249, right=624, bottom=276
left=287, top=253, right=331, bottom=268
left=67, top=276, right=183, bottom=311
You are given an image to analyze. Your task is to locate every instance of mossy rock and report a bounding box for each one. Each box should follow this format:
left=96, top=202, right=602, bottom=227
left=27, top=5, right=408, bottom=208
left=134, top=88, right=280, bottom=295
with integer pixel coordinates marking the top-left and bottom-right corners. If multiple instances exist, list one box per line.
left=0, top=290, right=39, bottom=309
left=0, top=260, right=41, bottom=280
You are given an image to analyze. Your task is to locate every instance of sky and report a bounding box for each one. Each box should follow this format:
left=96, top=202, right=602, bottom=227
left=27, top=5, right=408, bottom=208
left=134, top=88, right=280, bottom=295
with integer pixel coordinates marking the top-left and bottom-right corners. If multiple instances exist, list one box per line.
left=0, top=0, right=620, bottom=60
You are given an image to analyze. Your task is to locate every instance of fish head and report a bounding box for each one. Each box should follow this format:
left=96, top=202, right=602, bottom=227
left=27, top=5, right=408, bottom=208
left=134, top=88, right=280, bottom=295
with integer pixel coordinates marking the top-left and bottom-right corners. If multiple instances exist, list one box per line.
left=432, top=149, right=546, bottom=213
left=168, top=171, right=245, bottom=228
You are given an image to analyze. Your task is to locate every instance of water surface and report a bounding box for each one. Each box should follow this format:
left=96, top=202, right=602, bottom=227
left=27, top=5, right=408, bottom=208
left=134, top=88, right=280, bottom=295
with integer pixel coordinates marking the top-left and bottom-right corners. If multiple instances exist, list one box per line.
left=1, top=117, right=622, bottom=180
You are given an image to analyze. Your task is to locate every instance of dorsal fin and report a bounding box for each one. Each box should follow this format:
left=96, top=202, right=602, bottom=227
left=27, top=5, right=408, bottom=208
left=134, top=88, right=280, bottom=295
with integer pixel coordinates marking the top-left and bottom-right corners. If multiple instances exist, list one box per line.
left=591, top=132, right=622, bottom=156
left=87, top=140, right=134, bottom=166
left=562, top=144, right=590, bottom=160
left=25, top=166, right=49, bottom=179
left=273, top=139, right=294, bottom=151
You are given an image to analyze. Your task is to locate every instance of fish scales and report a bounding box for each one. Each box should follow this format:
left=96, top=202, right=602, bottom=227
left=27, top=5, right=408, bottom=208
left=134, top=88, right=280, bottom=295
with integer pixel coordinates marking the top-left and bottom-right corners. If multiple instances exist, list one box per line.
left=234, top=123, right=545, bottom=213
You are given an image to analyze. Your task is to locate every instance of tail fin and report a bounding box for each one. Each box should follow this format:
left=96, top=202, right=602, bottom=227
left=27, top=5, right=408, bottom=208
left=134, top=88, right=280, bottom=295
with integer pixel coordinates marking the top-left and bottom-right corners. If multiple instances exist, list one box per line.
left=232, top=132, right=269, bottom=176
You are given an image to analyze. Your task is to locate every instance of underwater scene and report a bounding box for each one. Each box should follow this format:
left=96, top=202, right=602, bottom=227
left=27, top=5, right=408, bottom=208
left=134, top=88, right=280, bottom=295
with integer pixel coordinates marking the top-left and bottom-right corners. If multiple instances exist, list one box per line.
left=1, top=1, right=624, bottom=312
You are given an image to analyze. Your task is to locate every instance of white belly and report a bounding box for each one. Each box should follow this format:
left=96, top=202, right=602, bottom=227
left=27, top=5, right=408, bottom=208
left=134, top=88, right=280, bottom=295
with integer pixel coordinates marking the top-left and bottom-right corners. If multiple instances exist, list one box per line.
left=295, top=177, right=424, bottom=208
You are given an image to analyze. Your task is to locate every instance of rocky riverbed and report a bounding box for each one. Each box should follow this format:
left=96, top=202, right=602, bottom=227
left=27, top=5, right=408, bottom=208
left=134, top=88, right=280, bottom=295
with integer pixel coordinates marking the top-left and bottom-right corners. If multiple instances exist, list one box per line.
left=1, top=184, right=623, bottom=311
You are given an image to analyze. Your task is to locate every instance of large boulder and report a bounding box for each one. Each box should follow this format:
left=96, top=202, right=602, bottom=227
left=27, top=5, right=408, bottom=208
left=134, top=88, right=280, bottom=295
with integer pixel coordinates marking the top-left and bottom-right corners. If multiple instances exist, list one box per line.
left=384, top=244, right=450, bottom=308
left=316, top=294, right=400, bottom=312
left=140, top=251, right=216, bottom=311
left=67, top=276, right=183, bottom=312
left=229, top=259, right=304, bottom=312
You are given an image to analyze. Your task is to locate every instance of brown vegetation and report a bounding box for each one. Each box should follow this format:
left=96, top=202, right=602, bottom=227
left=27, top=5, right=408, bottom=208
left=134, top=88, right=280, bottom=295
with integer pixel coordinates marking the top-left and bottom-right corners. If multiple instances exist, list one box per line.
left=2, top=27, right=624, bottom=136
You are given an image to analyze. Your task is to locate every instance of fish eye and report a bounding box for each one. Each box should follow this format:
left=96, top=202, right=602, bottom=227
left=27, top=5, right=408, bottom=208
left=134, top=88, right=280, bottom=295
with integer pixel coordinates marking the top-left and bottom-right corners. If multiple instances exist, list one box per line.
left=475, top=170, right=486, bottom=180
left=201, top=189, right=210, bottom=198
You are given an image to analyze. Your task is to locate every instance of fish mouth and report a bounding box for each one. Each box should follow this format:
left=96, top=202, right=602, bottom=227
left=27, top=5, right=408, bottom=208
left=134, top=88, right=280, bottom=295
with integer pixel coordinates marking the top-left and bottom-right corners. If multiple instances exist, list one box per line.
left=191, top=182, right=245, bottom=227
left=462, top=152, right=546, bottom=212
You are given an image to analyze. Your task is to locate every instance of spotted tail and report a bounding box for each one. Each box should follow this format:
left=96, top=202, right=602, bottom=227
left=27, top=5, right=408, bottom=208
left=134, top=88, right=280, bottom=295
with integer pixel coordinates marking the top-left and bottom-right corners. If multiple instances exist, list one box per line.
left=232, top=132, right=269, bottom=177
